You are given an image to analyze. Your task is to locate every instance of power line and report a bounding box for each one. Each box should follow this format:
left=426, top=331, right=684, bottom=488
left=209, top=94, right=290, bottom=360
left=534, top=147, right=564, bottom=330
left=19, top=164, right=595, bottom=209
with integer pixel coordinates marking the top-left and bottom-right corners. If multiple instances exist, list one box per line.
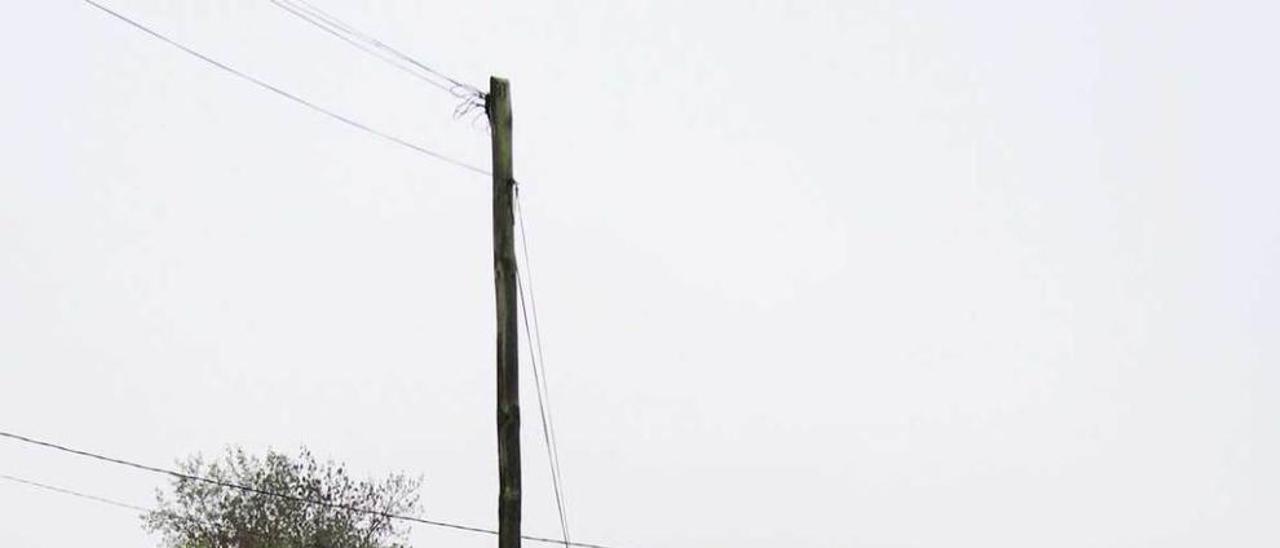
left=81, top=0, right=490, bottom=176
left=516, top=191, right=572, bottom=547
left=269, top=0, right=483, bottom=102
left=517, top=201, right=573, bottom=548
left=519, top=192, right=572, bottom=546
left=519, top=276, right=570, bottom=547
left=0, top=429, right=612, bottom=548
left=0, top=473, right=149, bottom=513
left=268, top=0, right=452, bottom=94
left=516, top=192, right=570, bottom=507
left=272, top=0, right=480, bottom=94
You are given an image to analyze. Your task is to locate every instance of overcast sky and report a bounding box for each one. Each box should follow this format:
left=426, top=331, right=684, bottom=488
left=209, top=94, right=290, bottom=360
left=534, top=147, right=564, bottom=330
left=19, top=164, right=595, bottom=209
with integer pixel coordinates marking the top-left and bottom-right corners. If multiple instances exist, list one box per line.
left=2, top=1, right=1278, bottom=546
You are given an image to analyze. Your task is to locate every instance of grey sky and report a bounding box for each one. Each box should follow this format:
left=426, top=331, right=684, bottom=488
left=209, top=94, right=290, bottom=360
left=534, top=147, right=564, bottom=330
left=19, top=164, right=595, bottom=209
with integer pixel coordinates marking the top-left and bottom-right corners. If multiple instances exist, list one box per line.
left=2, top=1, right=1277, bottom=546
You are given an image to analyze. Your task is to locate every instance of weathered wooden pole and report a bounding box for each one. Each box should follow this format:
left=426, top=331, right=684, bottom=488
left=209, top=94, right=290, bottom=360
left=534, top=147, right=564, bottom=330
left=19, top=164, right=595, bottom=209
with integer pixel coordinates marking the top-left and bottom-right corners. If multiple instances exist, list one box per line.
left=487, top=76, right=521, bottom=548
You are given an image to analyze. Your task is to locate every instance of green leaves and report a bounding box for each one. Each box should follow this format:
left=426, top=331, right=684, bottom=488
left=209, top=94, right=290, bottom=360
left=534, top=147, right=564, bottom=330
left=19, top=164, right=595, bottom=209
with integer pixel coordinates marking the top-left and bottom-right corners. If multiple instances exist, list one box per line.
left=143, top=447, right=421, bottom=548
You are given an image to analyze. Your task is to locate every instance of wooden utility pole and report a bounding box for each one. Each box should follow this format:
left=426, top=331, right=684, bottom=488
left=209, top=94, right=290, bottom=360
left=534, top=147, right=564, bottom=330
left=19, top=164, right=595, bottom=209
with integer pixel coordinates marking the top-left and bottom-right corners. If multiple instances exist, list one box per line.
left=487, top=76, right=521, bottom=548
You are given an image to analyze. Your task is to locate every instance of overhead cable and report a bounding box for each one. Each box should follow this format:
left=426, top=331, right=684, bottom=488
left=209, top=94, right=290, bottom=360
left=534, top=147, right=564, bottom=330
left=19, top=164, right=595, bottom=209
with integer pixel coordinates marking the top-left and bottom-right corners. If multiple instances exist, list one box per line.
left=81, top=0, right=489, bottom=176
left=516, top=192, right=573, bottom=546
left=269, top=0, right=483, bottom=103
left=0, top=473, right=150, bottom=513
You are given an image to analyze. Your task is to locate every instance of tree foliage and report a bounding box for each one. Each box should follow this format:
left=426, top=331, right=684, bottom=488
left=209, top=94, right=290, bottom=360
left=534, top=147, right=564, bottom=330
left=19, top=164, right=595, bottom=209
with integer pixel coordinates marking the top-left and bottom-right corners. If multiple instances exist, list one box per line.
left=143, top=447, right=421, bottom=548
